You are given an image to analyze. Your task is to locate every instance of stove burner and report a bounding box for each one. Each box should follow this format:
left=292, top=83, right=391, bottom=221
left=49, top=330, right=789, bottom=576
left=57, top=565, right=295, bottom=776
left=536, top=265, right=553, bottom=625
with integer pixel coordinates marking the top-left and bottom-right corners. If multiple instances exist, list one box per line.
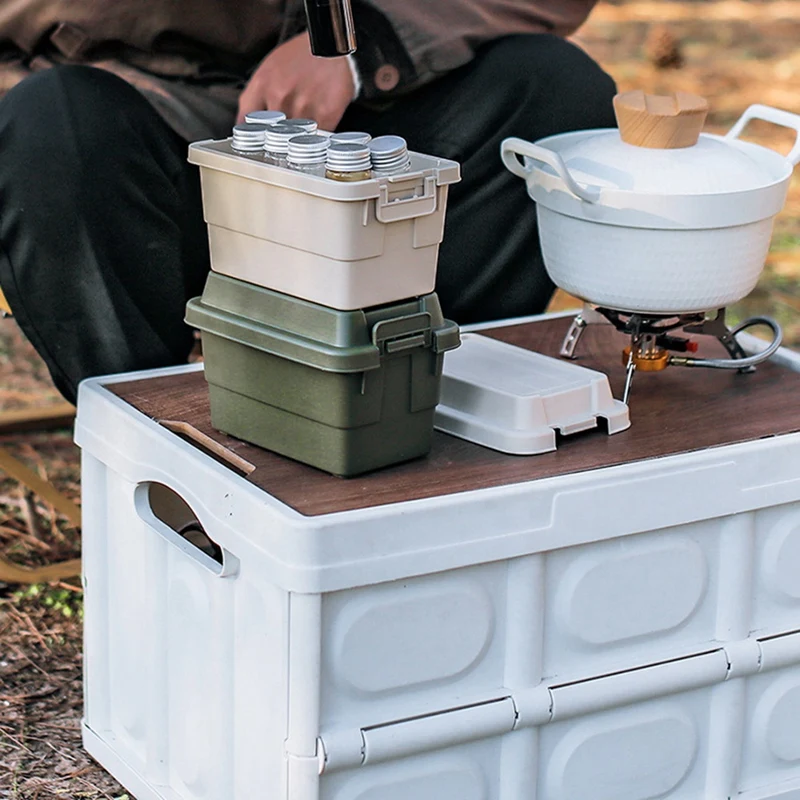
left=560, top=305, right=783, bottom=404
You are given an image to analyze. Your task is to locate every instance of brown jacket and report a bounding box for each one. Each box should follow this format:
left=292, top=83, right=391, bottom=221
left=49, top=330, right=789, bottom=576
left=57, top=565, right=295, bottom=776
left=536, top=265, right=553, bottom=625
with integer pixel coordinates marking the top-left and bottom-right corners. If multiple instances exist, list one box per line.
left=0, top=0, right=598, bottom=141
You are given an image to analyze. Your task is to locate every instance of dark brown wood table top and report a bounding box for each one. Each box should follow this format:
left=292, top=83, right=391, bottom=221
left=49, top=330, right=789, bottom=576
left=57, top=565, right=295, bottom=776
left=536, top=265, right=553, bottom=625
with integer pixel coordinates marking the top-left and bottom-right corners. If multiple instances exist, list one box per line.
left=109, top=316, right=800, bottom=517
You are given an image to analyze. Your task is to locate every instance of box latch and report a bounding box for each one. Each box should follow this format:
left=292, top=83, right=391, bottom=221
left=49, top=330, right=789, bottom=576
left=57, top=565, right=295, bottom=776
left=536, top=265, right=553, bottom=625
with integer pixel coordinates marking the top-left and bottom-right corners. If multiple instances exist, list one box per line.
left=376, top=174, right=439, bottom=223
left=372, top=312, right=432, bottom=355
left=319, top=696, right=516, bottom=773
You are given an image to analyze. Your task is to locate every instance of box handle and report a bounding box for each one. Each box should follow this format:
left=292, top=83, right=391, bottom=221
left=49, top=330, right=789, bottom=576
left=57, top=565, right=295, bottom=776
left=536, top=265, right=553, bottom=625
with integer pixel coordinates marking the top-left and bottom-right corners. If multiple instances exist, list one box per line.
left=376, top=175, right=438, bottom=223
left=135, top=481, right=240, bottom=578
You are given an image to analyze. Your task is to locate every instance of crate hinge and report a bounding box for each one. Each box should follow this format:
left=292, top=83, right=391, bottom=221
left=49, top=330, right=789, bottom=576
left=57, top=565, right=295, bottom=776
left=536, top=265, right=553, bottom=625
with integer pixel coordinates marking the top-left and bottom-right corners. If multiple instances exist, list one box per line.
left=318, top=695, right=516, bottom=774
left=756, top=627, right=800, bottom=674
left=318, top=632, right=800, bottom=774
left=515, top=649, right=731, bottom=728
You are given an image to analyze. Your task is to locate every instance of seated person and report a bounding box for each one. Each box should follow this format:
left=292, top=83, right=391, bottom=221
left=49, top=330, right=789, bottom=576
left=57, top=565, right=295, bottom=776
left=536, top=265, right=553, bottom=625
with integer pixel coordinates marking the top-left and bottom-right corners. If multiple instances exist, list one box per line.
left=0, top=0, right=616, bottom=403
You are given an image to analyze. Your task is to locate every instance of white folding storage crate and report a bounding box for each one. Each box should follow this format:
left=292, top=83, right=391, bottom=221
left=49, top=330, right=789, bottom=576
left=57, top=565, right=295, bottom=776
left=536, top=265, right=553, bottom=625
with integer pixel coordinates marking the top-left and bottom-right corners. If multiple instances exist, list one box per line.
left=77, top=315, right=800, bottom=800
left=188, top=141, right=460, bottom=311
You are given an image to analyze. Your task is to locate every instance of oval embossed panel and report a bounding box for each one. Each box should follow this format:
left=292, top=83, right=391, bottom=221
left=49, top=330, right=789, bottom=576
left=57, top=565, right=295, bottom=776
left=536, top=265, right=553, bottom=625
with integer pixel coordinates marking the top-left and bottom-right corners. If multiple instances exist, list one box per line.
left=754, top=678, right=800, bottom=763
left=332, top=583, right=494, bottom=694
left=762, top=516, right=800, bottom=602
left=336, top=762, right=486, bottom=800
left=546, top=712, right=697, bottom=800
left=557, top=540, right=707, bottom=645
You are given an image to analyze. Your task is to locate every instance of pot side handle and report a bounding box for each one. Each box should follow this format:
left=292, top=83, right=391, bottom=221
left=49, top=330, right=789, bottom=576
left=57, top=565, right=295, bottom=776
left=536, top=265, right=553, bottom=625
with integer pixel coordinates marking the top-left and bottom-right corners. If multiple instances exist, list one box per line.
left=725, top=104, right=800, bottom=166
left=500, top=137, right=600, bottom=203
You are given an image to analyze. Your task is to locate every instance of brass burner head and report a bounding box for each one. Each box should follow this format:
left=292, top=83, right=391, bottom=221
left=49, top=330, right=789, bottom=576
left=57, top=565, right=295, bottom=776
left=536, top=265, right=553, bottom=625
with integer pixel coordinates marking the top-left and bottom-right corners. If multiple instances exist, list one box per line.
left=622, top=346, right=670, bottom=371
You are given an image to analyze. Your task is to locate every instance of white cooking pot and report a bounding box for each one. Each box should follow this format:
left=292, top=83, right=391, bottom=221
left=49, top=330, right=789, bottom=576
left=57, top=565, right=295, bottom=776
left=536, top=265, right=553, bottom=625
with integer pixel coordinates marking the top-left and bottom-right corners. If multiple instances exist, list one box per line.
left=501, top=92, right=800, bottom=315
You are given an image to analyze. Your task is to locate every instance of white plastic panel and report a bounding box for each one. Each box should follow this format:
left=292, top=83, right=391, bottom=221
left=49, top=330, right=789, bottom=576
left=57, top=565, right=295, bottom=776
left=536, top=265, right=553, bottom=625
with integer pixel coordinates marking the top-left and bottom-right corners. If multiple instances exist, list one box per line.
left=541, top=518, right=730, bottom=682
left=544, top=710, right=698, bottom=799
left=232, top=581, right=289, bottom=798
left=558, top=539, right=705, bottom=643
left=740, top=665, right=800, bottom=793
left=106, top=480, right=151, bottom=769
left=82, top=467, right=291, bottom=800
left=333, top=587, right=492, bottom=693
left=320, top=736, right=503, bottom=800
left=539, top=686, right=719, bottom=800
left=752, top=504, right=800, bottom=636
left=320, top=561, right=509, bottom=728
left=740, top=781, right=800, bottom=800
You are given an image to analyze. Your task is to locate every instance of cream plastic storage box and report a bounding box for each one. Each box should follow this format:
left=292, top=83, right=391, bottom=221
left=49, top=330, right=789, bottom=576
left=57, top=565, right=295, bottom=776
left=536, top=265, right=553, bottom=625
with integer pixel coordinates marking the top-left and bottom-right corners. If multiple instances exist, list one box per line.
left=77, top=318, right=800, bottom=800
left=188, top=141, right=460, bottom=311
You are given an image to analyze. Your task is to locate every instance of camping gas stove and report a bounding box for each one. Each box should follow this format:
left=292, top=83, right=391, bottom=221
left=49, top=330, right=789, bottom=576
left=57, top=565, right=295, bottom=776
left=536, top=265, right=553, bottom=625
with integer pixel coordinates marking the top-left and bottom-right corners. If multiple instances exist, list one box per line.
left=560, top=304, right=783, bottom=404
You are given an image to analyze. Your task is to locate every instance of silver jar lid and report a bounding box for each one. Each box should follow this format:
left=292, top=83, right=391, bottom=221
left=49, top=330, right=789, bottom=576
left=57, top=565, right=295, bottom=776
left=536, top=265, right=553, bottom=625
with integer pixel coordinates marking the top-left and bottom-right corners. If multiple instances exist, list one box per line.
left=287, top=134, right=330, bottom=165
left=327, top=141, right=372, bottom=172
left=283, top=118, right=318, bottom=133
left=265, top=124, right=307, bottom=154
left=330, top=131, right=372, bottom=145
left=369, top=135, right=411, bottom=173
left=231, top=122, right=269, bottom=152
left=244, top=110, right=287, bottom=126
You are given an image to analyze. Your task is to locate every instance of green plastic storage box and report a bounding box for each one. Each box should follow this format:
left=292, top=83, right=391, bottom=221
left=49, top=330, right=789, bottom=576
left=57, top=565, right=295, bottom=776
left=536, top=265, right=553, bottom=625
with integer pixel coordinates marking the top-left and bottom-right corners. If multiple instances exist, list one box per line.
left=185, top=273, right=460, bottom=476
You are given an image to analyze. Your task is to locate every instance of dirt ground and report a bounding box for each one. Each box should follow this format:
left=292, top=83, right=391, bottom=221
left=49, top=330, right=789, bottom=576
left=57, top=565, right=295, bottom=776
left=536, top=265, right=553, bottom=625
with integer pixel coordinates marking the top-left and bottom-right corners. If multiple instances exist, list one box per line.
left=2, top=2, right=800, bottom=797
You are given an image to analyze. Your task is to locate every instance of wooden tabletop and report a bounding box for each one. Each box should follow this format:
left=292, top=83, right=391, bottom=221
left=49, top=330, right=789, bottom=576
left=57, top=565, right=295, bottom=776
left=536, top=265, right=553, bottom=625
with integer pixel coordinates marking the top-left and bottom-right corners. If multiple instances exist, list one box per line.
left=109, top=316, right=800, bottom=517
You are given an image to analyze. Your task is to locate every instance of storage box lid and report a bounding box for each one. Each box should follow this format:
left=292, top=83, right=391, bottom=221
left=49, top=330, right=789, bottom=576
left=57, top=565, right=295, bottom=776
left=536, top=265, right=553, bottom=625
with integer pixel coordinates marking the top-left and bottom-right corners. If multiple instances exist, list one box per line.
left=185, top=272, right=460, bottom=372
left=434, top=333, right=630, bottom=454
left=188, top=139, right=461, bottom=202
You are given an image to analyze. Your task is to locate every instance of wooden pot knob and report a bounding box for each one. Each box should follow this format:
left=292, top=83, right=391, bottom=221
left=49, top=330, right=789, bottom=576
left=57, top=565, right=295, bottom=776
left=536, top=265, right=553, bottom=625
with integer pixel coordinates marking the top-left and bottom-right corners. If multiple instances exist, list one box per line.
left=614, top=90, right=709, bottom=149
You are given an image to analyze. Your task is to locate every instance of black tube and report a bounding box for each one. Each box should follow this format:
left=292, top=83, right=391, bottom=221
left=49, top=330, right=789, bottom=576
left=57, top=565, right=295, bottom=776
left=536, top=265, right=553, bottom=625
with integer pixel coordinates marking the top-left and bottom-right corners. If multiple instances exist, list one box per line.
left=304, top=0, right=357, bottom=57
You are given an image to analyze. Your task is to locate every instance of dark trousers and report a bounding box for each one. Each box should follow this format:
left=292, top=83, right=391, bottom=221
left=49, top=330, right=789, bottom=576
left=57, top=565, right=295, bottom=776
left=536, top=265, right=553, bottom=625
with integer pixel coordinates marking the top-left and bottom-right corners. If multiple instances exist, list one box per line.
left=0, top=35, right=616, bottom=403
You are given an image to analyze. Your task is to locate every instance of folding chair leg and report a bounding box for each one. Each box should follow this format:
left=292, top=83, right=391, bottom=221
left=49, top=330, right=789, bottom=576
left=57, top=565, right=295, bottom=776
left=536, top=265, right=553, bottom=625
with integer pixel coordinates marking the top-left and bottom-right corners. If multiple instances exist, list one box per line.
left=0, top=291, right=82, bottom=584
left=0, top=448, right=82, bottom=584
left=0, top=554, right=81, bottom=584
left=0, top=403, right=76, bottom=434
left=0, top=448, right=82, bottom=527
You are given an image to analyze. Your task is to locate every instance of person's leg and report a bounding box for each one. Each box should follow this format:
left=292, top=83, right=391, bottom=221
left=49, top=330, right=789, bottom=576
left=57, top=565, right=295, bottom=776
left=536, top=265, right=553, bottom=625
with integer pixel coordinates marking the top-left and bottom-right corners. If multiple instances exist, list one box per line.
left=0, top=65, right=210, bottom=403
left=340, top=34, right=617, bottom=324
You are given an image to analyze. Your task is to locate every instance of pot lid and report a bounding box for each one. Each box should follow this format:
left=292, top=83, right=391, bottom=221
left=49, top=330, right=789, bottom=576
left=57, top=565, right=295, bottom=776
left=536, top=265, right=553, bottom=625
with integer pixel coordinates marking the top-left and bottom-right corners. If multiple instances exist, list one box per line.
left=555, top=91, right=774, bottom=196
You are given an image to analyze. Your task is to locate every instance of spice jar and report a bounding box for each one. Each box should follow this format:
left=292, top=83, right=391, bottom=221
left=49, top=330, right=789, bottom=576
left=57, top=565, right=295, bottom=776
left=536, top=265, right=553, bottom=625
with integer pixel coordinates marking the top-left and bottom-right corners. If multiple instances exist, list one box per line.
left=287, top=134, right=330, bottom=176
left=330, top=131, right=372, bottom=145
left=369, top=135, right=412, bottom=175
left=326, top=141, right=373, bottom=182
left=231, top=123, right=269, bottom=154
left=264, top=123, right=307, bottom=167
left=244, top=110, right=287, bottom=126
left=283, top=118, right=318, bottom=133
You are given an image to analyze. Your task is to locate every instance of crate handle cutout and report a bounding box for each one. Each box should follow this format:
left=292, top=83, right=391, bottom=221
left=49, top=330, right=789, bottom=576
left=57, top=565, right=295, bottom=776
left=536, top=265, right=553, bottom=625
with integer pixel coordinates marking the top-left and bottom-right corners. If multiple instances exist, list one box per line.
left=136, top=482, right=240, bottom=577
left=160, top=420, right=255, bottom=477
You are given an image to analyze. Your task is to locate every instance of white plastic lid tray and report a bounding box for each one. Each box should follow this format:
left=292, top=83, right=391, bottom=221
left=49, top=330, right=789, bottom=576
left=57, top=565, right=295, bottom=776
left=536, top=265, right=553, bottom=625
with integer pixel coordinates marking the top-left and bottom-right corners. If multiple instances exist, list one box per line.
left=435, top=334, right=630, bottom=454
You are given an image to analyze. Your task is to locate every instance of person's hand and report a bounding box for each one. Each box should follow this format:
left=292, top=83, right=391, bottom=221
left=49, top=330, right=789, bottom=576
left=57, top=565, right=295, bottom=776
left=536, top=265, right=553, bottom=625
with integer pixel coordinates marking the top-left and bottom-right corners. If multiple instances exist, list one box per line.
left=237, top=32, right=355, bottom=131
